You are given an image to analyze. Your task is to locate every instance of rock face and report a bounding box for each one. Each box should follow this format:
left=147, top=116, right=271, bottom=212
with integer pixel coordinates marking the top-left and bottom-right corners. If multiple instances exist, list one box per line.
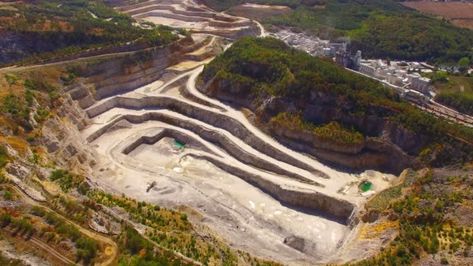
left=50, top=36, right=212, bottom=175
left=85, top=96, right=323, bottom=174
left=188, top=153, right=355, bottom=223
left=40, top=93, right=96, bottom=174
left=66, top=36, right=208, bottom=110
left=199, top=69, right=469, bottom=175
left=77, top=37, right=195, bottom=101
left=283, top=235, right=317, bottom=254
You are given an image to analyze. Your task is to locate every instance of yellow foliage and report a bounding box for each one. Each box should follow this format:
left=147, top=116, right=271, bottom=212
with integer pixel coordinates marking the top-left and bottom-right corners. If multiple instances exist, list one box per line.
left=0, top=117, right=16, bottom=131
left=359, top=219, right=399, bottom=240
left=0, top=135, right=29, bottom=155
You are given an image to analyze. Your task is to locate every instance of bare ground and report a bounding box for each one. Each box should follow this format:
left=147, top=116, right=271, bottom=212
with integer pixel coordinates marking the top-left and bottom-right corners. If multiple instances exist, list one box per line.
left=227, top=3, right=291, bottom=21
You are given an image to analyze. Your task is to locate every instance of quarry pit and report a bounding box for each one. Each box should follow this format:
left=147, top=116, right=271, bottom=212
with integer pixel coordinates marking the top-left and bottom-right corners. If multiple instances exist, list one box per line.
left=68, top=0, right=398, bottom=264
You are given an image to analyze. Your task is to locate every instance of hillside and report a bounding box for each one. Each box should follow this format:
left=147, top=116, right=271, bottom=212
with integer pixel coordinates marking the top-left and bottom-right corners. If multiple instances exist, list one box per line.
left=0, top=0, right=180, bottom=65
left=205, top=0, right=473, bottom=64
left=352, top=167, right=473, bottom=265
left=199, top=37, right=473, bottom=173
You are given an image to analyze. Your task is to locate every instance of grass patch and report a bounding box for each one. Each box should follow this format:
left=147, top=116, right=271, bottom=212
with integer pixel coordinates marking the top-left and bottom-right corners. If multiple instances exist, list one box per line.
left=365, top=184, right=403, bottom=211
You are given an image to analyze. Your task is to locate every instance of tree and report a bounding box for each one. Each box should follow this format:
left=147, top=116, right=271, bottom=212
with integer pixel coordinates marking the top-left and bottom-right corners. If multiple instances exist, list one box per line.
left=432, top=71, right=448, bottom=83
left=459, top=57, right=471, bottom=72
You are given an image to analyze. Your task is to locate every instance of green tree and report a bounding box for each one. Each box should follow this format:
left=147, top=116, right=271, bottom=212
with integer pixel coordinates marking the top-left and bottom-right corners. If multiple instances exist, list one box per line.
left=459, top=57, right=471, bottom=72
left=432, top=71, right=448, bottom=83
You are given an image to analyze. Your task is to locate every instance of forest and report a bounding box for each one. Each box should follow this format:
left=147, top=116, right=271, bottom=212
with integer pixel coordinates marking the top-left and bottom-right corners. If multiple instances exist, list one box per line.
left=204, top=0, right=473, bottom=64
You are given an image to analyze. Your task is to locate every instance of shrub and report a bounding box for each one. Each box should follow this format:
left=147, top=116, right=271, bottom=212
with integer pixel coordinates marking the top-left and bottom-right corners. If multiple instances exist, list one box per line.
left=123, top=226, right=151, bottom=255
left=0, top=146, right=9, bottom=169
left=76, top=237, right=98, bottom=264
left=31, top=206, right=46, bottom=217
left=1, top=94, right=29, bottom=121
left=12, top=218, right=35, bottom=236
left=270, top=112, right=364, bottom=145
left=49, top=169, right=81, bottom=192
left=0, top=213, right=12, bottom=227
left=77, top=181, right=90, bottom=195
left=435, top=92, right=473, bottom=116
left=3, top=191, right=12, bottom=200
left=4, top=74, right=18, bottom=86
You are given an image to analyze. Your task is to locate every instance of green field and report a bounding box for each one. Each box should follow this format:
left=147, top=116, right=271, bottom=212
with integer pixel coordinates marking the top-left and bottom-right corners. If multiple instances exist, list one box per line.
left=427, top=72, right=473, bottom=115
left=435, top=76, right=473, bottom=94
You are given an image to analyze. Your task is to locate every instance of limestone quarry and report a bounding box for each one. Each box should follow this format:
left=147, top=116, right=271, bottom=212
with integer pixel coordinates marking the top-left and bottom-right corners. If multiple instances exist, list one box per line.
left=56, top=0, right=401, bottom=264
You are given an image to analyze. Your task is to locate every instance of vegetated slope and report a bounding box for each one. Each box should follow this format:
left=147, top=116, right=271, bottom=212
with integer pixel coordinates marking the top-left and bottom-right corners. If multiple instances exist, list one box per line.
left=436, top=92, right=473, bottom=117
left=354, top=167, right=473, bottom=265
left=199, top=37, right=473, bottom=174
left=348, top=13, right=473, bottom=64
left=427, top=71, right=473, bottom=116
left=203, top=0, right=473, bottom=64
left=0, top=0, right=180, bottom=65
left=0, top=69, right=114, bottom=265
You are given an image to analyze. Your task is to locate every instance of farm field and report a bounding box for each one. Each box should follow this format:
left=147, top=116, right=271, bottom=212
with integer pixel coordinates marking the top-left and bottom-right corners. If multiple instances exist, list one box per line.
left=402, top=1, right=473, bottom=29
left=227, top=3, right=291, bottom=21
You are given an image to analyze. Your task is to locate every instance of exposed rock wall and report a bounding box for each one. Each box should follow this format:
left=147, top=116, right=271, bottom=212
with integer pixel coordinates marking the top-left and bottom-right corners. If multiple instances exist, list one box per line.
left=85, top=96, right=325, bottom=176
left=133, top=11, right=252, bottom=28
left=187, top=153, right=356, bottom=224
left=41, top=94, right=96, bottom=175
left=117, top=0, right=239, bottom=23
left=199, top=76, right=428, bottom=175
left=121, top=128, right=214, bottom=155
left=268, top=122, right=365, bottom=155
left=72, top=37, right=197, bottom=102
left=82, top=47, right=172, bottom=100
left=91, top=110, right=321, bottom=185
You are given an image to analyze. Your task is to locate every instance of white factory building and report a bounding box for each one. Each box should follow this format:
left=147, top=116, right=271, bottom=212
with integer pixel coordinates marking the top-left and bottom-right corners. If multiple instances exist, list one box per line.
left=358, top=59, right=433, bottom=95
